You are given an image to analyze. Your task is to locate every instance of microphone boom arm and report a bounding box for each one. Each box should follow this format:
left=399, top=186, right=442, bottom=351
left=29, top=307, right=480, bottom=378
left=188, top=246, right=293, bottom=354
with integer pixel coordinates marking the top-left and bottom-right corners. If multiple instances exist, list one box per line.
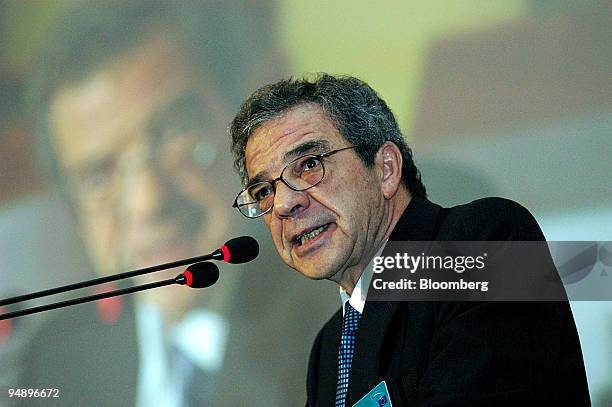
left=0, top=251, right=223, bottom=307
left=0, top=277, right=176, bottom=320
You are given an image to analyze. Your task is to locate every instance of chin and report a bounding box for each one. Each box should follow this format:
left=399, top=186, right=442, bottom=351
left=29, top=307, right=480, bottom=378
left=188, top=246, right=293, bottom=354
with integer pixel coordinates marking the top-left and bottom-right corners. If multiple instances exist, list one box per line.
left=294, top=261, right=334, bottom=281
left=291, top=247, right=346, bottom=281
left=298, top=269, right=330, bottom=281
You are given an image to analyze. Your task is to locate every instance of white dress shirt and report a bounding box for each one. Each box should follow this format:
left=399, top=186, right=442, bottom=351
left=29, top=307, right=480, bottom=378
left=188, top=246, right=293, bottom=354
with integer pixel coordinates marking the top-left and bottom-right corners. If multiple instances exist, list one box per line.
left=339, top=242, right=387, bottom=316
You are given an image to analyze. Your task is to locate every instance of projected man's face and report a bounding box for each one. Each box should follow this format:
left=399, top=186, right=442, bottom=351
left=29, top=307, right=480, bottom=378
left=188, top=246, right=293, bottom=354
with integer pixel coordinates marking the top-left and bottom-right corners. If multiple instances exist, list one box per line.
left=48, top=37, right=232, bottom=310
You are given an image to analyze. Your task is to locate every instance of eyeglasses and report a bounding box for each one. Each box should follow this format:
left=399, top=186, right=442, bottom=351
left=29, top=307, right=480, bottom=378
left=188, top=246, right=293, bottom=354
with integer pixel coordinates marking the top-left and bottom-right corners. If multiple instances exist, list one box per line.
left=233, top=146, right=357, bottom=218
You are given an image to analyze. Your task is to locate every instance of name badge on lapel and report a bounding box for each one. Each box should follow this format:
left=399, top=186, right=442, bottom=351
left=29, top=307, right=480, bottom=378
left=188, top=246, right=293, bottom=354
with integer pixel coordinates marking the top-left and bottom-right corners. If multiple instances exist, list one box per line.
left=352, top=380, right=392, bottom=407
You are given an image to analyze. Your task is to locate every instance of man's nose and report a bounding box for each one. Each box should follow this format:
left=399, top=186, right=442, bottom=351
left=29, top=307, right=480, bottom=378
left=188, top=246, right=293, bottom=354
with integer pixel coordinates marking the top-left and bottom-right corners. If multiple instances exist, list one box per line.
left=272, top=181, right=309, bottom=218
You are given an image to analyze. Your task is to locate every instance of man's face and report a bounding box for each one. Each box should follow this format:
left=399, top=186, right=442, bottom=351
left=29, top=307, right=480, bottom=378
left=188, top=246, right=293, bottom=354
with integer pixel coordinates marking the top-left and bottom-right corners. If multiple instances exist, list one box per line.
left=245, top=104, right=386, bottom=285
left=49, top=37, right=232, bottom=283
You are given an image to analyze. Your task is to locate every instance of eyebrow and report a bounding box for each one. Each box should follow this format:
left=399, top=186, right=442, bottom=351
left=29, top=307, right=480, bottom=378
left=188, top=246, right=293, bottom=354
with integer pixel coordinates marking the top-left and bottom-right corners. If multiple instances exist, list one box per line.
left=283, top=139, right=331, bottom=162
left=246, top=139, right=331, bottom=188
left=246, top=172, right=271, bottom=188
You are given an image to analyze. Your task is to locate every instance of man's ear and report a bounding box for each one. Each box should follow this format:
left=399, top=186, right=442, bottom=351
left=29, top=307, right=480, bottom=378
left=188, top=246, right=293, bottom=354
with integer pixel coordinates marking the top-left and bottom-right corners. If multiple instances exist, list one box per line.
left=376, top=141, right=403, bottom=199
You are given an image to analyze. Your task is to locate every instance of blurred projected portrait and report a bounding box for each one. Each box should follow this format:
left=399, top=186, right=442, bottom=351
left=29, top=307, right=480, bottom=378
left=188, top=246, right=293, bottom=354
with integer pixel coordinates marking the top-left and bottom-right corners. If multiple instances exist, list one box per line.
left=16, top=1, right=325, bottom=406
left=32, top=1, right=274, bottom=299
left=43, top=28, right=233, bottom=318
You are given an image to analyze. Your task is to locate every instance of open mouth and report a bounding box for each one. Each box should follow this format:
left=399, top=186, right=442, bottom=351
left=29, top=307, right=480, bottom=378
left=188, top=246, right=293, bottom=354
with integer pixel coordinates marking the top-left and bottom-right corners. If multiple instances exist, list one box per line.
left=294, top=223, right=331, bottom=246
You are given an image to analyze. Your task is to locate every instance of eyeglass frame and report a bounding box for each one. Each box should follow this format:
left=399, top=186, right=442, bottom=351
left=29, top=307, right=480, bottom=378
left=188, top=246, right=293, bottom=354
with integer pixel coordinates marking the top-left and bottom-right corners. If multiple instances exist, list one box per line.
left=232, top=145, right=357, bottom=218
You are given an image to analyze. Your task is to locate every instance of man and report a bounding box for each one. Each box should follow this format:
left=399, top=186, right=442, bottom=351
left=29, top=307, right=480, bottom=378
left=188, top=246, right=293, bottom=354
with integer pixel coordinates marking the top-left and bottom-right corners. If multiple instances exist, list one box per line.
left=4, top=2, right=336, bottom=406
left=230, top=74, right=591, bottom=405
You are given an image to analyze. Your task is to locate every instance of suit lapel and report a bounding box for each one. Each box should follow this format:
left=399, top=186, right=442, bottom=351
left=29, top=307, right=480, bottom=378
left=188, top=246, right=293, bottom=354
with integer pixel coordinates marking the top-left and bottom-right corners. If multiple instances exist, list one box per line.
left=348, top=301, right=400, bottom=403
left=346, top=197, right=442, bottom=403
left=315, top=310, right=343, bottom=406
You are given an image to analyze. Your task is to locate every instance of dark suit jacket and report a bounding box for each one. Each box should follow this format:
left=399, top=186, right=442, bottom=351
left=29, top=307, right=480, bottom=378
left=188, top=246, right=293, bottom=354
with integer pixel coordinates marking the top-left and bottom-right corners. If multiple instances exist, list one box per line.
left=306, top=196, right=590, bottom=406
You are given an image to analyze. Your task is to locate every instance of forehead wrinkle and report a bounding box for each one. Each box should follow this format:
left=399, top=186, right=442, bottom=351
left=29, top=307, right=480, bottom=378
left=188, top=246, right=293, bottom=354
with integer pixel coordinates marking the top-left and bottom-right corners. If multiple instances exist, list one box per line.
left=245, top=104, right=332, bottom=185
left=247, top=138, right=331, bottom=187
left=281, top=126, right=297, bottom=136
left=245, top=125, right=283, bottom=185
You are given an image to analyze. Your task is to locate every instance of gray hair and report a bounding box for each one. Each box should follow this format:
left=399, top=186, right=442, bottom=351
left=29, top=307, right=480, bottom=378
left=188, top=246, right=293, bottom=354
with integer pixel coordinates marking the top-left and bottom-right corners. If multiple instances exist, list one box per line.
left=230, top=73, right=426, bottom=196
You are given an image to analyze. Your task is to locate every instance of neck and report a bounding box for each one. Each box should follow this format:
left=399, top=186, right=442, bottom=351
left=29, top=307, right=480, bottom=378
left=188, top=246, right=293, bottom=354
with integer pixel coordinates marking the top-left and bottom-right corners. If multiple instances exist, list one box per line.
left=339, top=187, right=412, bottom=295
left=380, top=186, right=411, bottom=243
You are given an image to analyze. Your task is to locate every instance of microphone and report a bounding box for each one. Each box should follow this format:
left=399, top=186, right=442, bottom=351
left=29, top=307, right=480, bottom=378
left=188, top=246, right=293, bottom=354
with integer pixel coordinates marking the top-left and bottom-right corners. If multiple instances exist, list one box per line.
left=214, top=235, right=259, bottom=264
left=0, top=236, right=258, bottom=307
left=0, top=262, right=220, bottom=320
left=175, top=261, right=220, bottom=288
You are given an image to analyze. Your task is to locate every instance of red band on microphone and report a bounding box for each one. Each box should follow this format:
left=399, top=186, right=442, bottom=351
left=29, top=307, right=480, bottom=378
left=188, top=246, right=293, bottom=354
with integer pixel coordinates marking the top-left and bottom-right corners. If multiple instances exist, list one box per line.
left=221, top=244, right=231, bottom=262
left=184, top=270, right=193, bottom=287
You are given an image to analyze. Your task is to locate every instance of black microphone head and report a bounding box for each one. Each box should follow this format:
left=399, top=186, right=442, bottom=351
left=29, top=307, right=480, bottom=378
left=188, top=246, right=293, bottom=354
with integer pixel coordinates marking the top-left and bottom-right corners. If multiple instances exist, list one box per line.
left=220, top=236, right=259, bottom=264
left=183, top=262, right=219, bottom=288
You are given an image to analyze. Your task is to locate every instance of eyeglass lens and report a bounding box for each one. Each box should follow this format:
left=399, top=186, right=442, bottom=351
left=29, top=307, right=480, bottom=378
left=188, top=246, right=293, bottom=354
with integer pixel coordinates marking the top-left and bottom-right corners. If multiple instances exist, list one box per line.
left=236, top=154, right=325, bottom=217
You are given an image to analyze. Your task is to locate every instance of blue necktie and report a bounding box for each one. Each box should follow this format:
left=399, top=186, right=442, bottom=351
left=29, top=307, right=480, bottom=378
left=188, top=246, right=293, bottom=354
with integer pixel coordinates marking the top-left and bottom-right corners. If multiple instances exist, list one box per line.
left=335, top=302, right=361, bottom=407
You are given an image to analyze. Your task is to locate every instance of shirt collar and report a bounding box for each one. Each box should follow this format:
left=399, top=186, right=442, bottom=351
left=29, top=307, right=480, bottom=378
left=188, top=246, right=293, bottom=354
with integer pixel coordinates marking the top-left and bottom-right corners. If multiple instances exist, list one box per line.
left=339, top=241, right=388, bottom=316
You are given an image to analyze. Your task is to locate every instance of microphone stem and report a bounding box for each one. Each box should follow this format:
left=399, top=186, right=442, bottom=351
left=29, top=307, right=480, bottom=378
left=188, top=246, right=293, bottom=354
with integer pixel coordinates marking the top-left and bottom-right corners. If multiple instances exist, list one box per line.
left=0, top=278, right=177, bottom=320
left=0, top=250, right=223, bottom=307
